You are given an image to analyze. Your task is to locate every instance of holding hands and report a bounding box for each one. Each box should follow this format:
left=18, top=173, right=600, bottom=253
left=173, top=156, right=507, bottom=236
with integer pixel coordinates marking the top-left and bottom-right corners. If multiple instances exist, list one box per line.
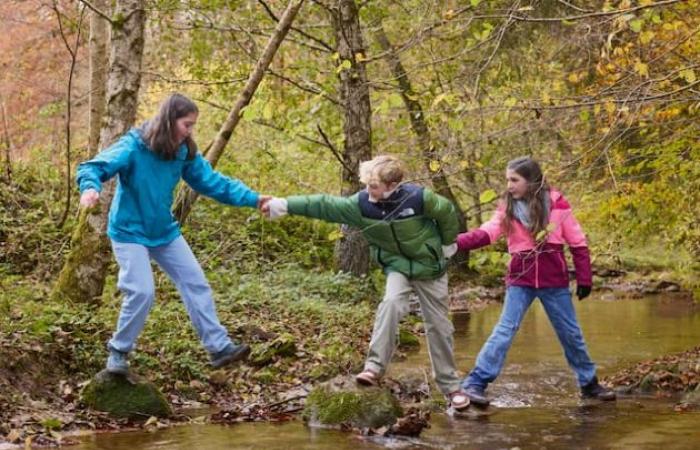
left=257, top=195, right=273, bottom=211
left=260, top=197, right=288, bottom=219
left=442, top=242, right=458, bottom=259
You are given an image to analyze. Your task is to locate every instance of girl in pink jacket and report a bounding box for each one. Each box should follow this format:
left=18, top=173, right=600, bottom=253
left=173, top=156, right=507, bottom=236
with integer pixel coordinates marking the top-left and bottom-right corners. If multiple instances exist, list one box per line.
left=456, top=157, right=615, bottom=406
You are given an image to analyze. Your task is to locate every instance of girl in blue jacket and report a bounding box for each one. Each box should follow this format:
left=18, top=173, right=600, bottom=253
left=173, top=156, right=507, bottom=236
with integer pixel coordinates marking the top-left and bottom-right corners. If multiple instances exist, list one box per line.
left=77, top=93, right=268, bottom=374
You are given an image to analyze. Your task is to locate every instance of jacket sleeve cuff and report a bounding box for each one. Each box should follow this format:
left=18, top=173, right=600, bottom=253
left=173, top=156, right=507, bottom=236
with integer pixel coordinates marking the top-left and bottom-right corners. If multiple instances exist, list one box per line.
left=79, top=181, right=102, bottom=193
left=456, top=229, right=491, bottom=251
left=570, top=246, right=593, bottom=286
left=246, top=191, right=260, bottom=208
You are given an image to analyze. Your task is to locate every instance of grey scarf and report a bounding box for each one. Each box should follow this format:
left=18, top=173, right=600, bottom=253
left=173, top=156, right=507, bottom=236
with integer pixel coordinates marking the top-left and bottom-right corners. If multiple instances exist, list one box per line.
left=513, top=195, right=550, bottom=230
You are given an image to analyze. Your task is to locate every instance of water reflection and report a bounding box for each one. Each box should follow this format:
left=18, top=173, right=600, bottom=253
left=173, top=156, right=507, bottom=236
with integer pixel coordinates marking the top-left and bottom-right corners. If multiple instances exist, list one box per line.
left=73, top=295, right=700, bottom=450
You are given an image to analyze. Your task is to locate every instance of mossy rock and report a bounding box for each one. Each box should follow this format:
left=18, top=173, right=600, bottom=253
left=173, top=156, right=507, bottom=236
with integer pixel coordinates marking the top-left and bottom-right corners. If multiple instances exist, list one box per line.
left=398, top=328, right=420, bottom=350
left=81, top=370, right=172, bottom=419
left=302, top=376, right=402, bottom=429
left=250, top=333, right=297, bottom=366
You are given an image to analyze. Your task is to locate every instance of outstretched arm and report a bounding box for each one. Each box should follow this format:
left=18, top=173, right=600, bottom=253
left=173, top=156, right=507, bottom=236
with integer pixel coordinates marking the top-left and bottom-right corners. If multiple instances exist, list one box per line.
left=456, top=206, right=505, bottom=252
left=182, top=153, right=260, bottom=208
left=286, top=194, right=362, bottom=227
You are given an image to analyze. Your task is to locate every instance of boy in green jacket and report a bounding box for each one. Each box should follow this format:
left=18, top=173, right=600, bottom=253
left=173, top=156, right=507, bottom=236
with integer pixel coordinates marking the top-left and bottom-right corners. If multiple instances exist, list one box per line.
left=264, top=155, right=469, bottom=411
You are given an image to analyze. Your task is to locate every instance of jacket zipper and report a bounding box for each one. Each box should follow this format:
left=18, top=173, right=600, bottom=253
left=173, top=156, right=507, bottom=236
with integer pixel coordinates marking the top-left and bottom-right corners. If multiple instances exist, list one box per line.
left=389, top=223, right=412, bottom=277
left=535, top=252, right=539, bottom=289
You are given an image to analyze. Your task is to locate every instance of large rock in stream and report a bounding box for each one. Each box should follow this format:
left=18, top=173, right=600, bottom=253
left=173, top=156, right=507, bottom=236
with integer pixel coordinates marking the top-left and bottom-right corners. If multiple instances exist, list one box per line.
left=302, top=376, right=402, bottom=429
left=81, top=370, right=172, bottom=419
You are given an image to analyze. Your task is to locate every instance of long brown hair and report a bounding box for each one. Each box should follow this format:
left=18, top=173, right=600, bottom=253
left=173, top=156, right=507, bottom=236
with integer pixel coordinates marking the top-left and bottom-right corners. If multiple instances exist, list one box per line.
left=503, top=156, right=550, bottom=239
left=143, top=93, right=198, bottom=160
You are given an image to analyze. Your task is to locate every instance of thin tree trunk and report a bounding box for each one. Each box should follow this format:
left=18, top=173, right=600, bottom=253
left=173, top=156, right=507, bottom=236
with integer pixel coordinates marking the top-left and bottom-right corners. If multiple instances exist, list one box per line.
left=51, top=0, right=146, bottom=304
left=329, top=0, right=372, bottom=276
left=54, top=3, right=85, bottom=229
left=374, top=24, right=467, bottom=232
left=173, top=0, right=305, bottom=223
left=88, top=0, right=109, bottom=157
left=0, top=99, right=11, bottom=184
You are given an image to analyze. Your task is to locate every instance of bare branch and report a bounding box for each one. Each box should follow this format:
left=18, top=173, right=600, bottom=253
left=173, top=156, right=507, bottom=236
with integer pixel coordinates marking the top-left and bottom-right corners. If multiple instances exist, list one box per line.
left=555, top=0, right=593, bottom=13
left=365, top=4, right=475, bottom=63
left=77, top=0, right=113, bottom=24
left=142, top=70, right=248, bottom=86
left=267, top=69, right=340, bottom=105
left=52, top=2, right=86, bottom=228
left=316, top=124, right=354, bottom=175
left=508, top=0, right=684, bottom=23
left=257, top=0, right=333, bottom=52
left=473, top=1, right=518, bottom=98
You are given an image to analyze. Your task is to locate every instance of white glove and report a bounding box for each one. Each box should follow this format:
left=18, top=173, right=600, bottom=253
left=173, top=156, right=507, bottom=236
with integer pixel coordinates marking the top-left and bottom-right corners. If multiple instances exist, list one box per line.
left=442, top=243, right=458, bottom=259
left=267, top=198, right=288, bottom=220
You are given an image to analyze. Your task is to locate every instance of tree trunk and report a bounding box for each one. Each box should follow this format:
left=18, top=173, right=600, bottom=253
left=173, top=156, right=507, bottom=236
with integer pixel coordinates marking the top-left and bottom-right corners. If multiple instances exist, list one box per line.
left=173, top=0, right=305, bottom=223
left=88, top=0, right=109, bottom=157
left=0, top=99, right=11, bottom=184
left=330, top=0, right=372, bottom=276
left=374, top=24, right=467, bottom=232
left=51, top=0, right=146, bottom=304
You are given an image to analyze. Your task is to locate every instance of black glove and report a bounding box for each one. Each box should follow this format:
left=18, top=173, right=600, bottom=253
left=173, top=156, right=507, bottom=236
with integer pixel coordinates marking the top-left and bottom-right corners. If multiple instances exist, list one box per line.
left=576, top=285, right=592, bottom=301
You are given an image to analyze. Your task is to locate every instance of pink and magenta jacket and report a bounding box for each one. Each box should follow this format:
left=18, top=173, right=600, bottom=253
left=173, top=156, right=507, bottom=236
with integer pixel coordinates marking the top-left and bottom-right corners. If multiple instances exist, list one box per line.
left=456, top=189, right=592, bottom=288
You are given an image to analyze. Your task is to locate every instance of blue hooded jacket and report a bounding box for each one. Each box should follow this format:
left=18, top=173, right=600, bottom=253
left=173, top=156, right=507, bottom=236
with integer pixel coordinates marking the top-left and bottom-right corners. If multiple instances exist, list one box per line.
left=76, top=128, right=259, bottom=247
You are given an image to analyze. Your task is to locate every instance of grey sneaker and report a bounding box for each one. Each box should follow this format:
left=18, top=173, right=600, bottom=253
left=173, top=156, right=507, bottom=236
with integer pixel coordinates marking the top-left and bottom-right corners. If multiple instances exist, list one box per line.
left=210, top=343, right=251, bottom=369
left=464, top=384, right=490, bottom=407
left=106, top=348, right=129, bottom=375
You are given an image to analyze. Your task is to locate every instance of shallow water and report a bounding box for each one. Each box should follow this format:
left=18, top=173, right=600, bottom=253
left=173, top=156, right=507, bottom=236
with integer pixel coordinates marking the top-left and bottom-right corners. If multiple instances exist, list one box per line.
left=73, top=294, right=700, bottom=449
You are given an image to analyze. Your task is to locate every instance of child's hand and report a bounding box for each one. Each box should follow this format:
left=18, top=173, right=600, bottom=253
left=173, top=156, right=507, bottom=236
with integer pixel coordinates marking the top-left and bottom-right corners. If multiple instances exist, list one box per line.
left=576, top=285, right=592, bottom=301
left=266, top=198, right=288, bottom=220
left=257, top=195, right=272, bottom=212
left=80, top=189, right=100, bottom=208
left=442, top=243, right=458, bottom=258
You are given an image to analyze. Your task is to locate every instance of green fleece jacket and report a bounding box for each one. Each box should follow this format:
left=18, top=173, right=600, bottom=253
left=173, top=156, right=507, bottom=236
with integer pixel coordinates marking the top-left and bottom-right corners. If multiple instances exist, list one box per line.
left=287, top=184, right=458, bottom=280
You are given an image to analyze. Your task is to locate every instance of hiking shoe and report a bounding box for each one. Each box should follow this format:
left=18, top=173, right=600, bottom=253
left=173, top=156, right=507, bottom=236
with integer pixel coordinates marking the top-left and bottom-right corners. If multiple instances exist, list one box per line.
left=355, top=369, right=380, bottom=387
left=463, top=384, right=490, bottom=407
left=210, top=343, right=251, bottom=369
left=449, top=390, right=470, bottom=411
left=581, top=377, right=616, bottom=401
left=106, top=348, right=129, bottom=375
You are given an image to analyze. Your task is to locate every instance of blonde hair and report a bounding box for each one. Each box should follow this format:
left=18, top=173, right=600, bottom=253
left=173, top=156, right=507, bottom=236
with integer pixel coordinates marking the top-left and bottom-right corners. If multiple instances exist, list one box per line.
left=358, top=155, right=405, bottom=185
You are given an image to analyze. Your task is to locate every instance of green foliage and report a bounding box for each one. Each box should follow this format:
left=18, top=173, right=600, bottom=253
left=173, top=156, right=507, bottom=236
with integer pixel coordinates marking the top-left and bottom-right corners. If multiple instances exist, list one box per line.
left=0, top=163, right=75, bottom=280
left=40, top=418, right=62, bottom=431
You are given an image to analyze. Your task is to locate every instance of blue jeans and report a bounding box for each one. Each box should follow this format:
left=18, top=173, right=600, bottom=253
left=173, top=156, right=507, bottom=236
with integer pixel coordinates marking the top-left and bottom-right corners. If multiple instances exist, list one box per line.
left=108, top=236, right=231, bottom=355
left=464, top=286, right=596, bottom=389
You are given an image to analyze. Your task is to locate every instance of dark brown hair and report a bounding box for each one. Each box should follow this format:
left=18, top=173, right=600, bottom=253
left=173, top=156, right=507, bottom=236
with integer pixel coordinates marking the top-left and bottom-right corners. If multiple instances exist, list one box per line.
left=503, top=156, right=550, bottom=239
left=143, top=93, right=198, bottom=160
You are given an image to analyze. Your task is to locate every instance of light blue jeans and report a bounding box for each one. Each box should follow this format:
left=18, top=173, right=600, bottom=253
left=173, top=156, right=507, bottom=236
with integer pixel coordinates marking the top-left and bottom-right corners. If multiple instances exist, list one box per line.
left=464, top=286, right=597, bottom=389
left=108, top=236, right=231, bottom=355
